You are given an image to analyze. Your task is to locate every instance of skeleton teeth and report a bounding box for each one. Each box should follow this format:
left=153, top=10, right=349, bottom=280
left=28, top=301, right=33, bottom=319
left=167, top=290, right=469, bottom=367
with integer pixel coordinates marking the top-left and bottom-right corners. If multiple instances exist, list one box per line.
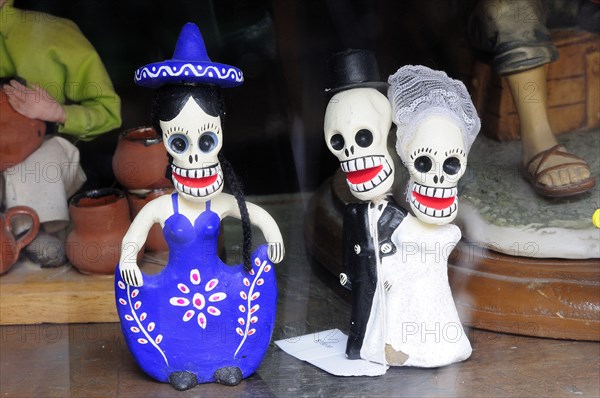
left=350, top=159, right=357, bottom=172
left=413, top=183, right=457, bottom=199
left=341, top=160, right=350, bottom=172
left=346, top=158, right=393, bottom=193
left=415, top=199, right=424, bottom=212
left=410, top=195, right=458, bottom=218
left=172, top=164, right=221, bottom=179
left=340, top=156, right=385, bottom=173
left=174, top=180, right=183, bottom=193
left=356, top=158, right=365, bottom=170
left=171, top=164, right=224, bottom=198
left=383, top=162, right=392, bottom=176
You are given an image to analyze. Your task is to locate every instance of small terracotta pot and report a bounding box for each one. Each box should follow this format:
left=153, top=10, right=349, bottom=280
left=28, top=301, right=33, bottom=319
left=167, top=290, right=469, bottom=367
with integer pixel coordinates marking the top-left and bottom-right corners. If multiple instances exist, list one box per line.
left=0, top=206, right=40, bottom=274
left=0, top=89, right=46, bottom=171
left=112, top=126, right=172, bottom=190
left=126, top=188, right=174, bottom=252
left=66, top=188, right=135, bottom=274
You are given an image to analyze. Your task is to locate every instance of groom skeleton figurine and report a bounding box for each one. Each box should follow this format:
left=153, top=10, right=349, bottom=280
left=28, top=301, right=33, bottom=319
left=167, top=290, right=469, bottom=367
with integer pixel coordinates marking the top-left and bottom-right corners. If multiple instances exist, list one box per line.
left=324, top=50, right=408, bottom=365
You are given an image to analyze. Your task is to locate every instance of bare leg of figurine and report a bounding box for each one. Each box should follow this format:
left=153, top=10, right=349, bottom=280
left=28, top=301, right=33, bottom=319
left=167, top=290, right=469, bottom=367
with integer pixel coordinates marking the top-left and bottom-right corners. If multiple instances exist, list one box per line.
left=506, top=65, right=595, bottom=197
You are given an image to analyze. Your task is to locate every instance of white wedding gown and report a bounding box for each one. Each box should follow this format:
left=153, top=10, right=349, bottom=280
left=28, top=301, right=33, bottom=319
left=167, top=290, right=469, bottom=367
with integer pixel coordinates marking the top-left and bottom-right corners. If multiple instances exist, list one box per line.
left=361, top=213, right=472, bottom=368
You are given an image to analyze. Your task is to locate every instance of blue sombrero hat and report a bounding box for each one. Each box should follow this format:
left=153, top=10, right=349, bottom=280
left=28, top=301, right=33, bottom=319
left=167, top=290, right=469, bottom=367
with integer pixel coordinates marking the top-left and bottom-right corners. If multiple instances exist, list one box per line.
left=134, top=23, right=243, bottom=88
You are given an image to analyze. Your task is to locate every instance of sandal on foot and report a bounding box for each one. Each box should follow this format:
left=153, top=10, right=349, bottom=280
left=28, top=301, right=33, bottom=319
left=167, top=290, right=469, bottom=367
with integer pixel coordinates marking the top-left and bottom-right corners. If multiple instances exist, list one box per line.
left=523, top=144, right=596, bottom=198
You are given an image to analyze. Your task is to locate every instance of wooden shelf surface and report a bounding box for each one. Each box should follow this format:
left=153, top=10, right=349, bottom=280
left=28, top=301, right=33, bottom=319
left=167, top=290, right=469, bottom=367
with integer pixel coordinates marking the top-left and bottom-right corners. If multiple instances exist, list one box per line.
left=0, top=254, right=166, bottom=325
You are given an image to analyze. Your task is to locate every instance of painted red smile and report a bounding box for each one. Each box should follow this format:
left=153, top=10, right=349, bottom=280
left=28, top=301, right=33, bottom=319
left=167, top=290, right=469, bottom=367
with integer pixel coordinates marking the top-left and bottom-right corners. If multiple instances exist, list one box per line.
left=412, top=191, right=455, bottom=210
left=173, top=173, right=218, bottom=189
left=346, top=165, right=383, bottom=184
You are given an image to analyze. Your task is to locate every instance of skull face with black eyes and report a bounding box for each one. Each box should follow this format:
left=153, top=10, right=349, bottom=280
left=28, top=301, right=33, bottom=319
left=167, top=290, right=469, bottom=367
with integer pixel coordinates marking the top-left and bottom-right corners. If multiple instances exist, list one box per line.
left=160, top=97, right=223, bottom=202
left=405, top=114, right=467, bottom=225
left=324, top=88, right=395, bottom=201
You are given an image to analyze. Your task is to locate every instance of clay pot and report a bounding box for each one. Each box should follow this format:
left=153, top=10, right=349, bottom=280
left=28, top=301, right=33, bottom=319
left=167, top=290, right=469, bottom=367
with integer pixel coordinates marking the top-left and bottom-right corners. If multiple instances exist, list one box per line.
left=112, top=126, right=171, bottom=191
left=0, top=206, right=40, bottom=274
left=66, top=188, right=134, bottom=274
left=126, top=188, right=174, bottom=252
left=0, top=89, right=46, bottom=171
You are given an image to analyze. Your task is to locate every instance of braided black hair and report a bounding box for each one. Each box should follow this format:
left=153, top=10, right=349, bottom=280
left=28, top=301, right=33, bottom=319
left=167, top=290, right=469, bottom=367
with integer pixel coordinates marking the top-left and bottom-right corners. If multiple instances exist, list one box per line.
left=218, top=153, right=252, bottom=271
left=152, top=84, right=253, bottom=272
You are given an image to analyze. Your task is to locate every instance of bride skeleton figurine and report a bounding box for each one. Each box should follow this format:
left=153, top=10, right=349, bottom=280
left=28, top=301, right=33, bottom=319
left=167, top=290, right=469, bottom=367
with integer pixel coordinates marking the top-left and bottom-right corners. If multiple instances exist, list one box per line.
left=379, top=65, right=480, bottom=367
left=115, top=23, right=284, bottom=390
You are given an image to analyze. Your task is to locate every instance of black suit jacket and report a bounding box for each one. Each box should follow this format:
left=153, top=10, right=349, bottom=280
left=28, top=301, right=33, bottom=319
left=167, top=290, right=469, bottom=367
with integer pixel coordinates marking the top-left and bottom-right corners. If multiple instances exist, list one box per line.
left=342, top=198, right=408, bottom=359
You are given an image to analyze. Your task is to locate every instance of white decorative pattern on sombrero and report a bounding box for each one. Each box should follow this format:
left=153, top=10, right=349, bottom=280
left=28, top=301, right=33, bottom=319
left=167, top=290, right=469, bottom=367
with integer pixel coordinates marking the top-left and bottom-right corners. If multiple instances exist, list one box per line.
left=133, top=23, right=244, bottom=89
left=135, top=64, right=243, bottom=84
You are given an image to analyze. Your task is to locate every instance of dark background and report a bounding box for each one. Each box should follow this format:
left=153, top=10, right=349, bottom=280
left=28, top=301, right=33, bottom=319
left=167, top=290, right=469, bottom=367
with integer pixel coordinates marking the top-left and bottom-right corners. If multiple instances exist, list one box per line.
left=14, top=0, right=471, bottom=194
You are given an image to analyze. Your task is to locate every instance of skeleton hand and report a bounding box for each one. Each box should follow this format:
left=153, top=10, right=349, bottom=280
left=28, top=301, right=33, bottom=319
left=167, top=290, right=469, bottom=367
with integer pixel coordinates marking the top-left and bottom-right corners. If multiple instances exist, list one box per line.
left=4, top=80, right=66, bottom=123
left=268, top=242, right=285, bottom=264
left=120, top=262, right=144, bottom=287
left=384, top=280, right=392, bottom=291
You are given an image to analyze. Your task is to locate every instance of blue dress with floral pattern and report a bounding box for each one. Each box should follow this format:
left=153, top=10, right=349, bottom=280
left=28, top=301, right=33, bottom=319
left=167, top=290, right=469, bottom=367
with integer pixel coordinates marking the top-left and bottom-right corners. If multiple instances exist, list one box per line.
left=115, top=193, right=277, bottom=384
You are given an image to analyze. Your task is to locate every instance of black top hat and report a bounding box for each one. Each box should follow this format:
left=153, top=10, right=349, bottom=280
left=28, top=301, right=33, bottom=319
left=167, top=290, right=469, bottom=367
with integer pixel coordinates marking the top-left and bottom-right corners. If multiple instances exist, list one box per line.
left=325, top=49, right=388, bottom=96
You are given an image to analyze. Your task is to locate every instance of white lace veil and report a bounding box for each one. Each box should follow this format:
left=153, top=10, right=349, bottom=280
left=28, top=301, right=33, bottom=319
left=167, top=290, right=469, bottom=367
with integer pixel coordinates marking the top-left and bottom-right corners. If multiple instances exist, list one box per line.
left=388, top=65, right=481, bottom=164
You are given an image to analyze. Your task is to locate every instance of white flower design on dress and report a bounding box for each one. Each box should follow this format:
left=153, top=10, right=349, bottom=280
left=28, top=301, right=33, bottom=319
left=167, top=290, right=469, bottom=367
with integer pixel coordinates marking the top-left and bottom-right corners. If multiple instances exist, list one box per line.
left=234, top=256, right=272, bottom=358
left=117, top=279, right=168, bottom=366
left=169, top=268, right=227, bottom=329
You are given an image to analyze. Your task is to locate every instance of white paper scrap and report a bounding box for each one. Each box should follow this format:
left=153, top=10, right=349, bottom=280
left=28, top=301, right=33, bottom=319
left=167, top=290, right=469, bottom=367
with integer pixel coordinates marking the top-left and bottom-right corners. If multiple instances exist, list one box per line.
left=275, top=329, right=388, bottom=377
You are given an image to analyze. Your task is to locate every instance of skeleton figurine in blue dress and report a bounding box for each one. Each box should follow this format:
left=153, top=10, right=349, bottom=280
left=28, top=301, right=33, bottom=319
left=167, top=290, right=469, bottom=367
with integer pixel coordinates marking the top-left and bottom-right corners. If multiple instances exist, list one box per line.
left=114, top=23, right=284, bottom=390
